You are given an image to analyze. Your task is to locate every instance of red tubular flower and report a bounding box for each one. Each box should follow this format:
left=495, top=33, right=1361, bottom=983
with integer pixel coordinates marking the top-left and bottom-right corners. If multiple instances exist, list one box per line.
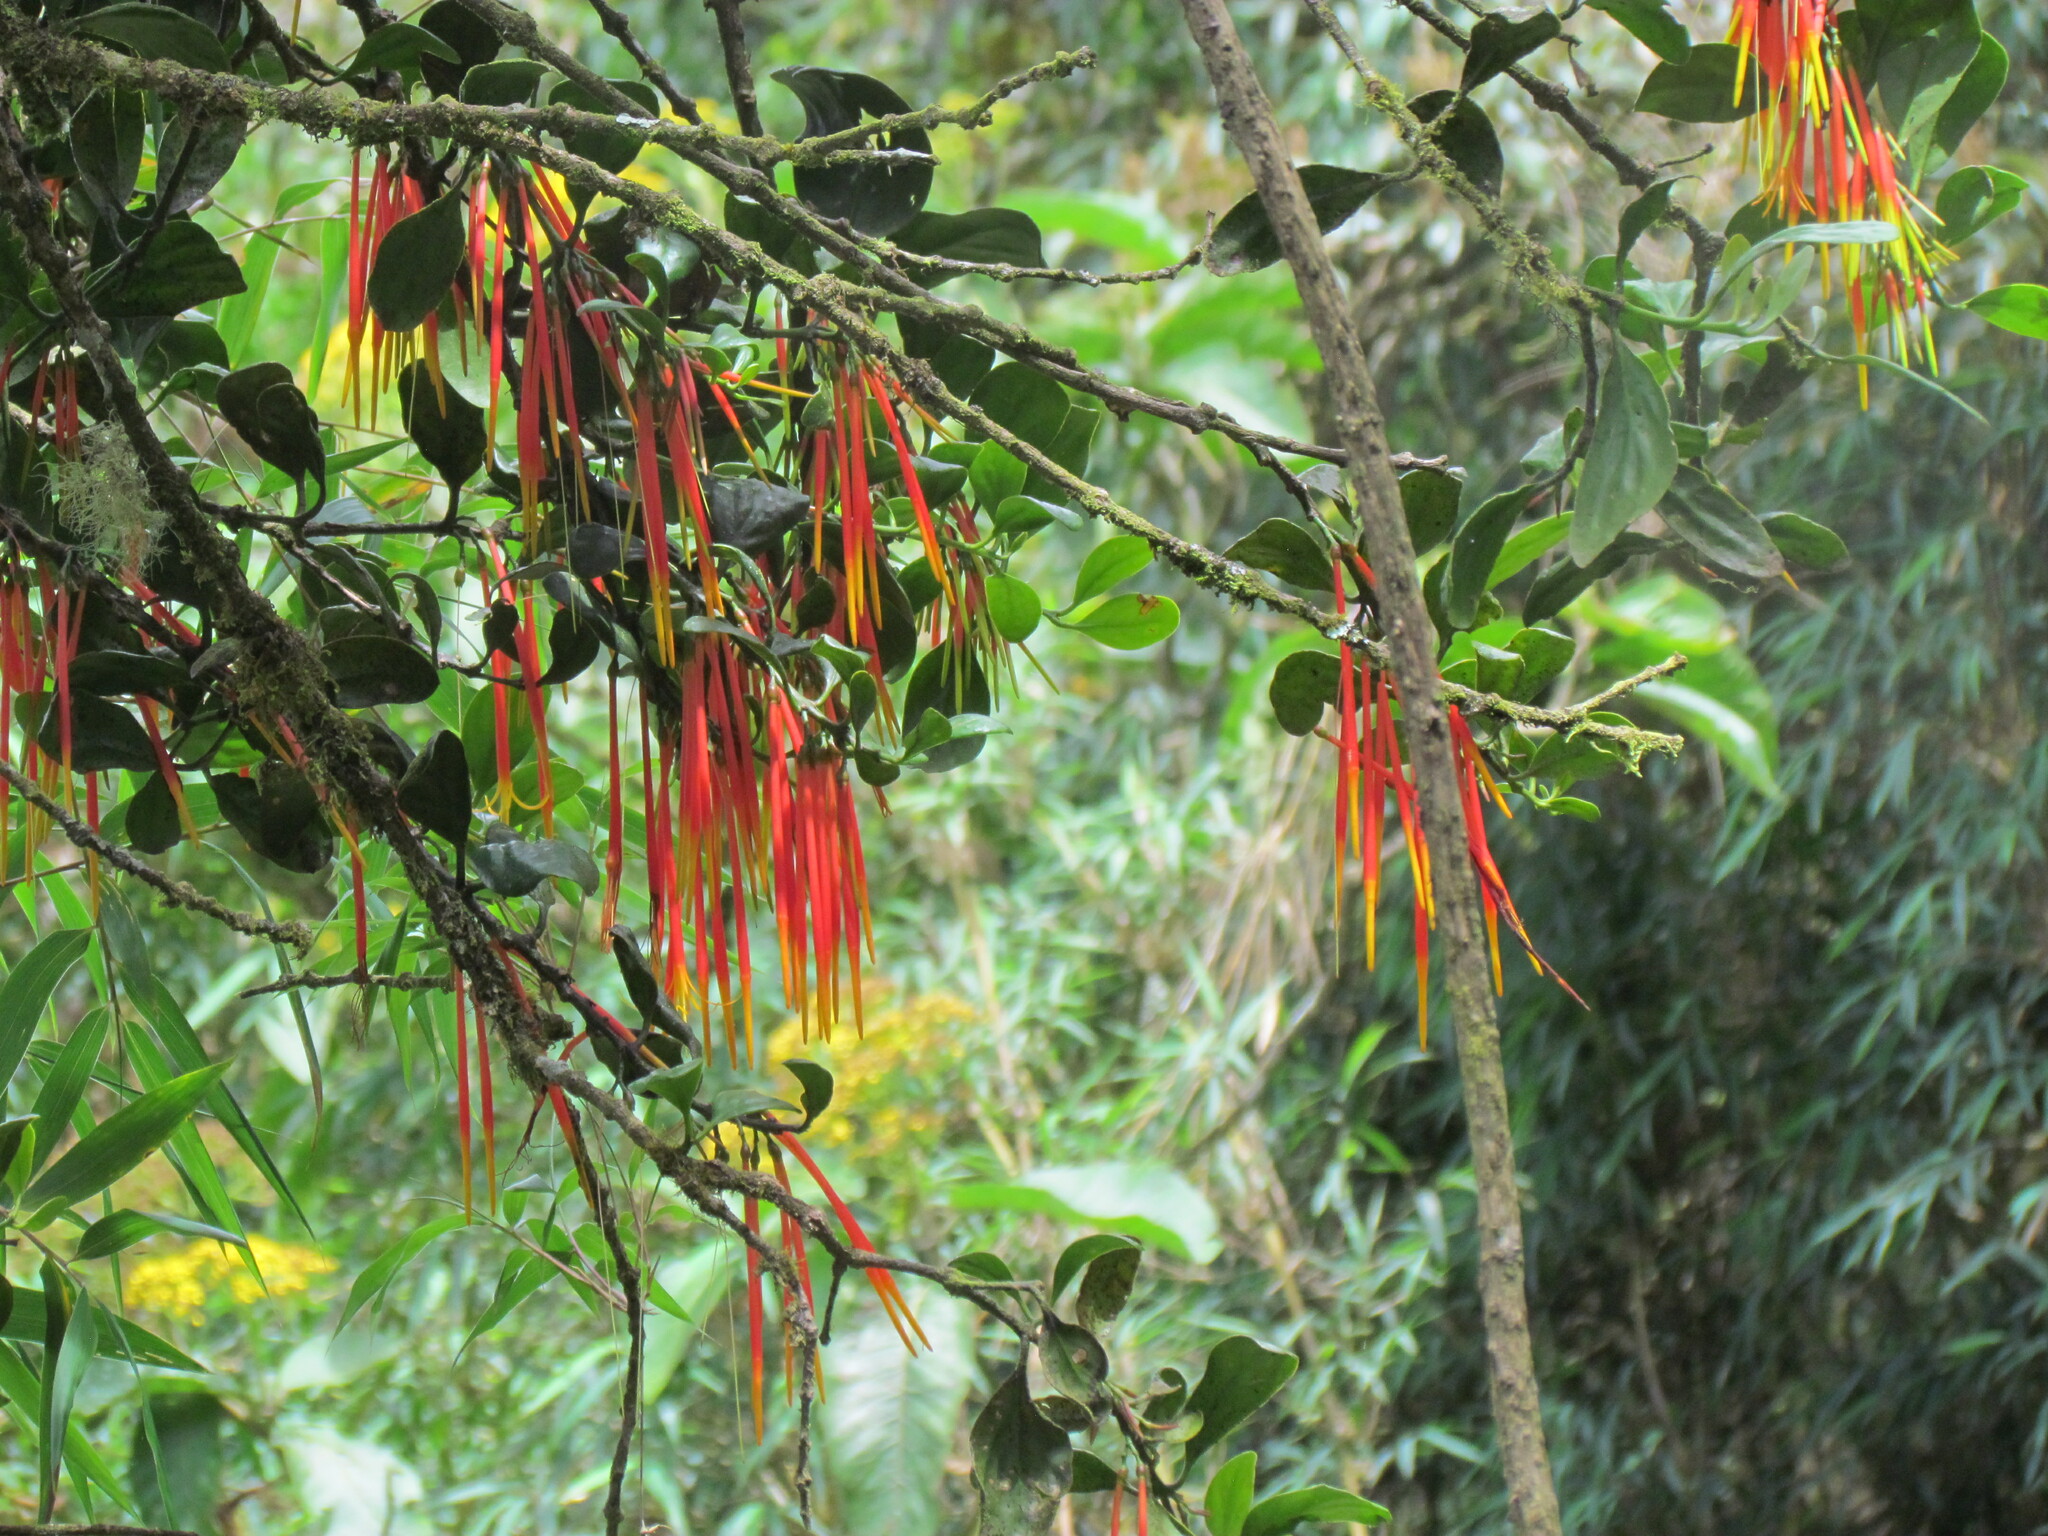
left=777, top=1131, right=929, bottom=1354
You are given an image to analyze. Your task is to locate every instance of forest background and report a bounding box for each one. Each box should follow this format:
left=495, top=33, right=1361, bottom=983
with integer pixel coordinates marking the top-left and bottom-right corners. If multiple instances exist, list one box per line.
left=1, top=0, right=2044, bottom=1533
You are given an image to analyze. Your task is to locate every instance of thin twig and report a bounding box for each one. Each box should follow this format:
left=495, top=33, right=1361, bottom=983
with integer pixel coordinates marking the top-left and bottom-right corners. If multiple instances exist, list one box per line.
left=582, top=0, right=702, bottom=122
left=704, top=0, right=762, bottom=140
left=240, top=971, right=452, bottom=997
left=0, top=758, right=315, bottom=950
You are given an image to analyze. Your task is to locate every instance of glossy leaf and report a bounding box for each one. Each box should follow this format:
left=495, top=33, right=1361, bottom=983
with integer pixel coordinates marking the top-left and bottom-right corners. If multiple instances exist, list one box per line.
left=1072, top=536, right=1154, bottom=606
left=1075, top=1244, right=1141, bottom=1332
left=970, top=1361, right=1073, bottom=1536
left=1411, top=92, right=1505, bottom=197
left=1637, top=43, right=1761, bottom=122
left=983, top=574, right=1042, bottom=642
left=1269, top=649, right=1340, bottom=736
left=895, top=208, right=1046, bottom=280
left=1658, top=465, right=1785, bottom=581
left=216, top=362, right=324, bottom=488
left=1462, top=9, right=1562, bottom=92
left=79, top=3, right=230, bottom=72
left=1586, top=0, right=1692, bottom=61
left=473, top=831, right=601, bottom=898
left=1207, top=1451, right=1259, bottom=1536
left=1447, top=486, right=1533, bottom=628
left=36, top=691, right=157, bottom=773
left=970, top=363, right=1071, bottom=455
left=1068, top=594, right=1179, bottom=650
left=324, top=635, right=440, bottom=709
left=398, top=729, right=472, bottom=845
left=0, top=929, right=93, bottom=1098
left=547, top=78, right=663, bottom=176
left=1933, top=164, right=2027, bottom=245
left=1507, top=626, right=1576, bottom=699
left=398, top=361, right=487, bottom=493
left=1182, top=1336, right=1300, bottom=1470
left=1761, top=511, right=1850, bottom=570
left=1050, top=1234, right=1140, bottom=1304
left=1965, top=283, right=2048, bottom=340
left=1401, top=466, right=1462, bottom=554
left=368, top=190, right=467, bottom=333
left=1224, top=519, right=1329, bottom=590
left=773, top=67, right=934, bottom=236
left=1241, top=1486, right=1392, bottom=1534
left=100, top=220, right=246, bottom=318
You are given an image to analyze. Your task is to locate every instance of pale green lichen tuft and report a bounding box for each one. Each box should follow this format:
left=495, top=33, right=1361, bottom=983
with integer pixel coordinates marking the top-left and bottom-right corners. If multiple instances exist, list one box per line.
left=53, top=421, right=161, bottom=568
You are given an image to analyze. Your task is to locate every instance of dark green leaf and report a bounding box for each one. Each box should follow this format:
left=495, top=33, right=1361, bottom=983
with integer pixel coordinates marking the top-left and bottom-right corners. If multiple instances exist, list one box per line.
left=124, top=769, right=183, bottom=856
left=1760, top=511, right=1849, bottom=570
left=1205, top=165, right=1396, bottom=276
left=548, top=78, right=664, bottom=183
left=1411, top=92, right=1504, bottom=197
left=1571, top=335, right=1676, bottom=564
left=2, top=1284, right=202, bottom=1370
left=397, top=360, right=487, bottom=493
left=350, top=21, right=459, bottom=75
left=1507, top=627, right=1576, bottom=698
left=970, top=363, right=1071, bottom=455
left=100, top=220, right=245, bottom=318
left=1472, top=641, right=1526, bottom=698
left=1224, top=518, right=1330, bottom=590
left=323, top=635, right=439, bottom=709
left=1921, top=35, right=2008, bottom=177
left=772, top=67, right=933, bottom=236
left=1617, top=179, right=1679, bottom=277
left=1069, top=1450, right=1119, bottom=1496
left=398, top=729, right=472, bottom=845
left=25, top=1063, right=229, bottom=1211
left=337, top=1214, right=467, bottom=1332
left=473, top=830, right=601, bottom=898
left=1075, top=1245, right=1141, bottom=1332
left=216, top=362, right=324, bottom=485
left=1658, top=464, right=1785, bottom=580
left=1401, top=466, right=1462, bottom=554
left=367, top=190, right=466, bottom=333
left=155, top=112, right=247, bottom=217
left=612, top=928, right=694, bottom=1043
left=1039, top=1319, right=1109, bottom=1403
left=1586, top=0, right=1693, bottom=60
left=951, top=1251, right=1015, bottom=1284
left=210, top=763, right=333, bottom=874
left=30, top=1009, right=110, bottom=1179
left=1637, top=43, right=1761, bottom=122
left=71, top=88, right=145, bottom=224
left=1182, top=1336, right=1299, bottom=1471
left=36, top=691, right=157, bottom=773
left=899, top=313, right=994, bottom=395
left=1524, top=531, right=1663, bottom=624
left=1463, top=9, right=1562, bottom=92
left=79, top=3, right=230, bottom=72
left=784, top=1059, right=834, bottom=1122
left=707, top=475, right=811, bottom=552
left=971, top=1362, right=1073, bottom=1536
left=1722, top=338, right=1818, bottom=427
left=539, top=605, right=602, bottom=685
left=895, top=208, right=1045, bottom=281
left=1874, top=0, right=1980, bottom=158
left=67, top=649, right=187, bottom=697
left=1268, top=649, right=1341, bottom=737
left=418, top=0, right=501, bottom=66
left=1447, top=485, right=1533, bottom=628
left=1051, top=1233, right=1140, bottom=1303
left=1242, top=1486, right=1392, bottom=1534
left=460, top=58, right=549, bottom=106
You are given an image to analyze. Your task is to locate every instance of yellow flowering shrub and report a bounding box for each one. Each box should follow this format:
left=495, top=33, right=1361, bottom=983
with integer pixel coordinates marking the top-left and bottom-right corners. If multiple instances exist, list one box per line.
left=124, top=1235, right=339, bottom=1325
left=767, top=992, right=972, bottom=1156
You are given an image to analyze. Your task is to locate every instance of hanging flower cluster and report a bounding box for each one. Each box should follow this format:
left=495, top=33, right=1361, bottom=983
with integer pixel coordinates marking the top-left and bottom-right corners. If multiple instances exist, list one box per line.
left=1727, top=0, right=1949, bottom=370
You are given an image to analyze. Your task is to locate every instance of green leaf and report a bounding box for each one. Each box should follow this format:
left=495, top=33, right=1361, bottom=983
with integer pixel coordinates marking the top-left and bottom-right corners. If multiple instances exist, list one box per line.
left=38, top=1268, right=95, bottom=1520
left=1617, top=179, right=1679, bottom=278
left=773, top=67, right=934, bottom=236
left=71, top=88, right=145, bottom=225
left=1068, top=594, right=1179, bottom=650
left=971, top=442, right=1029, bottom=509
left=28, top=1007, right=109, bottom=1177
left=24, top=1063, right=230, bottom=1212
left=993, top=494, right=1081, bottom=538
left=1657, top=465, right=1785, bottom=581
left=784, top=1059, right=835, bottom=1122
left=1241, top=1486, right=1392, bottom=1534
left=323, top=635, right=440, bottom=709
left=461, top=58, right=549, bottom=106
left=634, top=1060, right=705, bottom=1115
left=460, top=1249, right=560, bottom=1354
left=0, top=928, right=94, bottom=1091
left=74, top=1208, right=244, bottom=1261
left=1761, top=511, right=1849, bottom=570
left=367, top=190, right=466, bottom=333
left=1224, top=519, right=1330, bottom=591
left=612, top=929, right=693, bottom=1041
left=1070, top=1449, right=1120, bottom=1496
left=1204, top=166, right=1397, bottom=276
left=953, top=1163, right=1220, bottom=1261
left=99, top=220, right=245, bottom=318
left=418, top=0, right=501, bottom=67
left=547, top=78, right=664, bottom=176
left=950, top=1252, right=1015, bottom=1284
left=1401, top=466, right=1462, bottom=554
left=983, top=574, right=1042, bottom=642
left=1206, top=1452, right=1259, bottom=1536
left=1182, top=1336, right=1300, bottom=1471
left=1, top=1286, right=204, bottom=1371
left=1571, top=337, right=1676, bottom=564
left=473, top=831, right=601, bottom=898
left=1525, top=532, right=1663, bottom=624
left=1050, top=1234, right=1140, bottom=1303
left=970, top=362, right=1071, bottom=455
left=1921, top=35, right=2008, bottom=178
left=79, top=3, right=231, bottom=72
left=895, top=208, right=1045, bottom=281
left=970, top=1362, right=1072, bottom=1536
left=1490, top=511, right=1572, bottom=585
left=397, top=360, right=487, bottom=493
left=398, top=730, right=473, bottom=845
left=211, top=764, right=334, bottom=875
left=1072, top=536, right=1154, bottom=606
left=1632, top=679, right=1776, bottom=792
left=1874, top=0, right=1980, bottom=163
left=1411, top=92, right=1504, bottom=197
left=1637, top=43, right=1760, bottom=122
left=1965, top=283, right=2048, bottom=340
left=1585, top=0, right=1692, bottom=61
left=1075, top=1244, right=1141, bottom=1332
left=538, top=605, right=601, bottom=685
left=36, top=690, right=158, bottom=773
left=1462, top=9, right=1562, bottom=92
left=216, top=362, right=324, bottom=488
left=1722, top=339, right=1819, bottom=427
left=337, top=1213, right=468, bottom=1332
left=1506, top=627, right=1576, bottom=699
left=349, top=20, right=459, bottom=74
left=1933, top=164, right=2028, bottom=245
left=1039, top=1316, right=1109, bottom=1403
left=1268, top=649, right=1341, bottom=737
left=1447, top=486, right=1533, bottom=628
